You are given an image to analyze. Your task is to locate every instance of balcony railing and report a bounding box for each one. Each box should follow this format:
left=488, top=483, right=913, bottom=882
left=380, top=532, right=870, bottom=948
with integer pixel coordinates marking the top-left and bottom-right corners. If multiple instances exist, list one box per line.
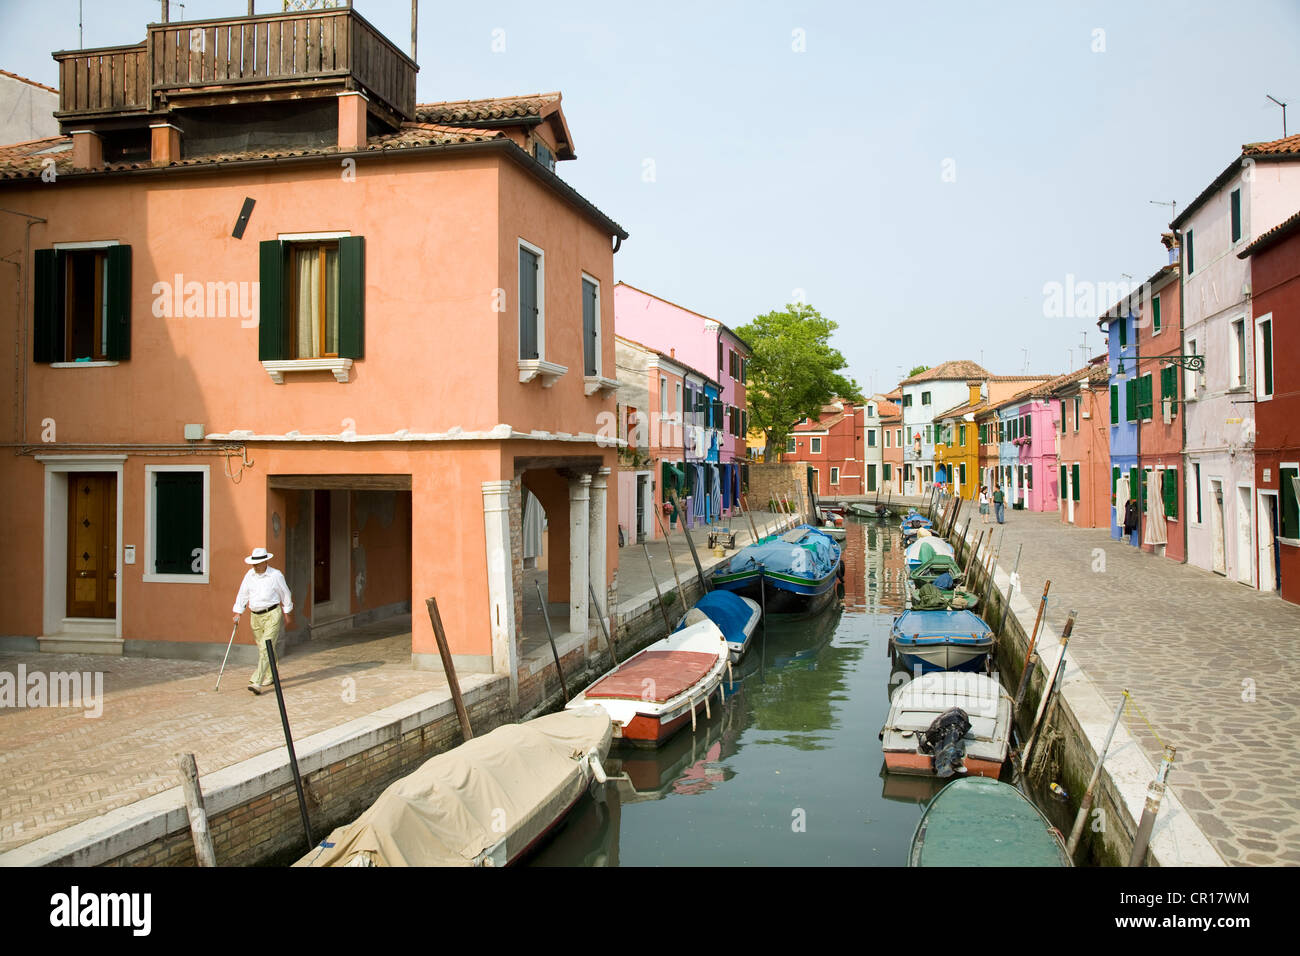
left=54, top=7, right=415, bottom=122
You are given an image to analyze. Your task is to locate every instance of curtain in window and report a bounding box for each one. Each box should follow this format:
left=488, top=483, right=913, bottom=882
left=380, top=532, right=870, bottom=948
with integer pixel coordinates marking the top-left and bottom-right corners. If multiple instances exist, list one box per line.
left=1144, top=470, right=1167, bottom=545
left=293, top=247, right=338, bottom=358
left=522, top=488, right=544, bottom=560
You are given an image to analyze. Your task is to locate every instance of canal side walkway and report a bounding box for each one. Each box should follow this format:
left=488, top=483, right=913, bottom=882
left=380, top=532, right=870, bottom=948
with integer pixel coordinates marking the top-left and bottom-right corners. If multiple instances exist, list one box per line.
left=0, top=508, right=806, bottom=865
left=952, top=507, right=1300, bottom=866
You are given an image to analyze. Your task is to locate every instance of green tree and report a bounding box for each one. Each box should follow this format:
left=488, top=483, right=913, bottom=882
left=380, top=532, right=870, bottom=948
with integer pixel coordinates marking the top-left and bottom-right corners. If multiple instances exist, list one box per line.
left=738, top=303, right=861, bottom=461
left=907, top=364, right=931, bottom=378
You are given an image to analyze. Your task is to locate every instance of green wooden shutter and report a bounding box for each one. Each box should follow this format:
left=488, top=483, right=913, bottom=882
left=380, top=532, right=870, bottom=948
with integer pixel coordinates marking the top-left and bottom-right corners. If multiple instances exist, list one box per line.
left=1060, top=400, right=1066, bottom=433
left=32, top=248, right=63, bottom=362
left=1281, top=468, right=1300, bottom=539
left=1261, top=320, right=1273, bottom=396
left=104, top=245, right=132, bottom=360
left=582, top=277, right=598, bottom=376
left=1139, top=374, right=1153, bottom=419
left=1163, top=467, right=1178, bottom=518
left=1072, top=463, right=1081, bottom=502
left=258, top=240, right=287, bottom=361
left=1112, top=465, right=1119, bottom=505
left=1126, top=381, right=1137, bottom=421
left=1231, top=190, right=1241, bottom=243
left=1060, top=464, right=1067, bottom=499
left=518, top=247, right=539, bottom=360
left=154, top=471, right=203, bottom=574
left=1186, top=229, right=1194, bottom=273
left=1110, top=384, right=1119, bottom=424
left=1118, top=317, right=1127, bottom=348
left=338, top=235, right=365, bottom=359
left=1152, top=295, right=1161, bottom=332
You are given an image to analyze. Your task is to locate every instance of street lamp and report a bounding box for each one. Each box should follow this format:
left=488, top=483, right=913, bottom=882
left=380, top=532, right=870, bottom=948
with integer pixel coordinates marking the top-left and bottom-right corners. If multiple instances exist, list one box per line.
left=1115, top=354, right=1205, bottom=381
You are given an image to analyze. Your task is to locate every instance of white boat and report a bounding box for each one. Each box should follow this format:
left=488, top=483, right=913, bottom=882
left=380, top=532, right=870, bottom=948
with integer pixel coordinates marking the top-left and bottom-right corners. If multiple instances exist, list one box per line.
left=879, top=672, right=1012, bottom=778
left=294, top=707, right=612, bottom=867
left=567, top=617, right=730, bottom=747
left=676, top=590, right=762, bottom=662
left=905, top=536, right=954, bottom=569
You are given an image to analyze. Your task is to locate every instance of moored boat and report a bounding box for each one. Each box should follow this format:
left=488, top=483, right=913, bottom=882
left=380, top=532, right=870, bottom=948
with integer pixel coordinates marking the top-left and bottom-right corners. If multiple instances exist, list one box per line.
left=905, top=537, right=955, bottom=571
left=879, top=672, right=1011, bottom=778
left=908, top=777, right=1072, bottom=866
left=675, top=589, right=762, bottom=663
left=710, top=524, right=843, bottom=615
left=566, top=617, right=730, bottom=748
left=295, top=707, right=613, bottom=867
left=890, top=608, right=995, bottom=673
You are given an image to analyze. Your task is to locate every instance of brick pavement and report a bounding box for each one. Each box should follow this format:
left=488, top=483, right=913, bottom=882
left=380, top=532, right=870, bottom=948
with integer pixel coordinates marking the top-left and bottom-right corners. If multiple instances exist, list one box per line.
left=960, top=509, right=1300, bottom=866
left=0, top=615, right=477, bottom=853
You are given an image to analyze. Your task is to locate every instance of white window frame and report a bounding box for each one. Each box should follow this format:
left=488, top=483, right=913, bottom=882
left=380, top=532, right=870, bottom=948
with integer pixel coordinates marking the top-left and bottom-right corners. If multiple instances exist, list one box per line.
left=1186, top=336, right=1200, bottom=399
left=1255, top=313, right=1274, bottom=401
left=884, top=429, right=891, bottom=448
left=659, top=376, right=668, bottom=416
left=1190, top=461, right=1202, bottom=525
left=1151, top=292, right=1163, bottom=336
left=830, top=466, right=840, bottom=485
left=143, top=464, right=211, bottom=584
left=810, top=437, right=822, bottom=454
left=786, top=437, right=797, bottom=455
left=1280, top=461, right=1300, bottom=546
left=1229, top=316, right=1247, bottom=389
left=579, top=272, right=615, bottom=395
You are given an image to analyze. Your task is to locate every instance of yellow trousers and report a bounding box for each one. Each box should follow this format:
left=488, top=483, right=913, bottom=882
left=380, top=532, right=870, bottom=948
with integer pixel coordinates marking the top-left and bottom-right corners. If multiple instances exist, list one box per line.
left=249, top=607, right=283, bottom=687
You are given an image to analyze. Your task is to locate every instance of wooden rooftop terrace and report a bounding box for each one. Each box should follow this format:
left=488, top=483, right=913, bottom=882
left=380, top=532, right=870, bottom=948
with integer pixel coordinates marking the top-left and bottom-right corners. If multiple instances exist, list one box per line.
left=52, top=6, right=417, bottom=128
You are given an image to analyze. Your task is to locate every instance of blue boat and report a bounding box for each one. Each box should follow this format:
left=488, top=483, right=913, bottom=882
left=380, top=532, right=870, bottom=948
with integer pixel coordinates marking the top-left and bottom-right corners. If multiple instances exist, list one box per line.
left=675, top=590, right=762, bottom=663
left=890, top=609, right=995, bottom=673
left=711, top=524, right=843, bottom=615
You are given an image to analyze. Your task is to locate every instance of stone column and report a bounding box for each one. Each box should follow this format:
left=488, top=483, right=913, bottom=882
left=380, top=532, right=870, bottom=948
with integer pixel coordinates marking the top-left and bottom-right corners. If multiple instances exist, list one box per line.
left=589, top=468, right=610, bottom=631
left=569, top=474, right=591, bottom=635
left=481, top=480, right=519, bottom=705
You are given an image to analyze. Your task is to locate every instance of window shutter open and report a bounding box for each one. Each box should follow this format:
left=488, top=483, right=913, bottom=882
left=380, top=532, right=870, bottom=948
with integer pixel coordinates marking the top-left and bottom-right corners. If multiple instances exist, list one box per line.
left=518, top=247, right=538, bottom=360
left=33, top=248, right=63, bottom=362
left=1072, top=464, right=1081, bottom=501
left=258, top=240, right=287, bottom=361
left=1110, top=384, right=1118, bottom=424
left=104, top=245, right=132, bottom=360
left=338, top=235, right=365, bottom=359
left=1164, top=467, right=1178, bottom=518
left=1261, top=320, right=1273, bottom=396
left=582, top=278, right=597, bottom=376
left=1126, top=381, right=1137, bottom=421
left=1060, top=464, right=1067, bottom=498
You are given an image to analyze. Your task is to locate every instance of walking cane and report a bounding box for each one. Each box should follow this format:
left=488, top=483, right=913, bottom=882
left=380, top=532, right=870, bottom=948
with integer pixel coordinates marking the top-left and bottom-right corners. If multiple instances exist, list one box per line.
left=215, top=621, right=238, bottom=691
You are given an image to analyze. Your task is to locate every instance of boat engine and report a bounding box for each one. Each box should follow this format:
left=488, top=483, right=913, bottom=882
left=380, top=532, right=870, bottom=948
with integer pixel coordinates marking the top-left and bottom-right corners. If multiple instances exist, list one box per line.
left=919, top=707, right=972, bottom=778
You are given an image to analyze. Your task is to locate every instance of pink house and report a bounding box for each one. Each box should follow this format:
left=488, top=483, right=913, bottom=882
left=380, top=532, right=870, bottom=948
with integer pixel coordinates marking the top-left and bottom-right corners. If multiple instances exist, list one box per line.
left=614, top=282, right=751, bottom=468
left=992, top=385, right=1064, bottom=512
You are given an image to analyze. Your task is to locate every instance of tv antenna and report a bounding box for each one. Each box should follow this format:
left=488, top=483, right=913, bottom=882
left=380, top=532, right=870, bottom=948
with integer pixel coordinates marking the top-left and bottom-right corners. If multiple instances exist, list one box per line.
left=1150, top=199, right=1177, bottom=224
left=1267, top=94, right=1288, bottom=137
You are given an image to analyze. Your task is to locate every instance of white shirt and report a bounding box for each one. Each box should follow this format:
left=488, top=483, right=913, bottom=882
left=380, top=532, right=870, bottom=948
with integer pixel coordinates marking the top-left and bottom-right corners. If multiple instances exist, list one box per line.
left=233, top=566, right=294, bottom=615
left=979, top=491, right=989, bottom=505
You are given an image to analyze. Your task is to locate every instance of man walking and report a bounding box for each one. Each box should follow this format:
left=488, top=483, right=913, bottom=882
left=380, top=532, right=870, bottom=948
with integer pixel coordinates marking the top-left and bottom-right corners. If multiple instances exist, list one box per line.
left=992, top=484, right=1006, bottom=524
left=232, top=547, right=294, bottom=695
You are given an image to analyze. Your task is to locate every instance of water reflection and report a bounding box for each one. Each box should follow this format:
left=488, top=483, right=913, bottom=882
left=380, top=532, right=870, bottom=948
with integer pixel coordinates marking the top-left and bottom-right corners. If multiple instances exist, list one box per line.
left=530, top=517, right=933, bottom=866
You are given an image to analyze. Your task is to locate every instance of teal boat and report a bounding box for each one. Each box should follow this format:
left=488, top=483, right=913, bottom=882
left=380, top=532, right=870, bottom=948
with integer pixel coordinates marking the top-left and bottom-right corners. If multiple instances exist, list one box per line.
left=908, top=777, right=1071, bottom=867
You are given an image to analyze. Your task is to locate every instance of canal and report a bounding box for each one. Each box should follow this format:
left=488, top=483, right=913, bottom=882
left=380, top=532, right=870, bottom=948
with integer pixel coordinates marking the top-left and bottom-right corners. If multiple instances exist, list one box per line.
left=530, top=517, right=954, bottom=866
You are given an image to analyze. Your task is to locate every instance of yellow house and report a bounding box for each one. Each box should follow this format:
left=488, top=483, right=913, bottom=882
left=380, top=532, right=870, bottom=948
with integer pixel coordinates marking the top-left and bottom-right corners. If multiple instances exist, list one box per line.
left=933, top=382, right=984, bottom=499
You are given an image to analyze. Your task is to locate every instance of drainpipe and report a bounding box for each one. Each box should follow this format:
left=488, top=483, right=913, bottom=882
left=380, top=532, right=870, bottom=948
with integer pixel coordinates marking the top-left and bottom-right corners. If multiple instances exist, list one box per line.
left=1175, top=227, right=1188, bottom=564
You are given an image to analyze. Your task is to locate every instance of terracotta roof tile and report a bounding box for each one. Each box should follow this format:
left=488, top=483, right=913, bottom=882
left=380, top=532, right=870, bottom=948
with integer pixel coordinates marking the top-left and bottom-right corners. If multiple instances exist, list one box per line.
left=1244, top=133, right=1300, bottom=157
left=415, top=93, right=562, bottom=125
left=900, top=360, right=989, bottom=385
left=1239, top=208, right=1300, bottom=258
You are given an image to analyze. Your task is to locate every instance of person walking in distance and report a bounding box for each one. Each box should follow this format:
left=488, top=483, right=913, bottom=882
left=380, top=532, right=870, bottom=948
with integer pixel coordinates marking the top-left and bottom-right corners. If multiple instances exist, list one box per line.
left=992, top=484, right=1006, bottom=524
left=979, top=485, right=991, bottom=525
left=232, top=547, right=294, bottom=695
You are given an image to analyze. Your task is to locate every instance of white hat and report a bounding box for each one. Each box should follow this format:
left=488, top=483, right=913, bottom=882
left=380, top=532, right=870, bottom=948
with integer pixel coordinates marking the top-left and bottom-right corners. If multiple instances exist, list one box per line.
left=244, top=547, right=274, bottom=565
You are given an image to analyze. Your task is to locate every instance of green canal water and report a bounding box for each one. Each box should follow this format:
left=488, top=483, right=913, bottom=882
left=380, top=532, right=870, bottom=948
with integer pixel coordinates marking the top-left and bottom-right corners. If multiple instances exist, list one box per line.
left=529, top=518, right=955, bottom=867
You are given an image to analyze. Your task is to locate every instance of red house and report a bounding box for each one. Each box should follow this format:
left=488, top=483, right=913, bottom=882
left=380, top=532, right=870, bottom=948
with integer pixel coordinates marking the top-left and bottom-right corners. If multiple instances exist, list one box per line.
left=785, top=401, right=864, bottom=497
left=1242, top=210, right=1300, bottom=603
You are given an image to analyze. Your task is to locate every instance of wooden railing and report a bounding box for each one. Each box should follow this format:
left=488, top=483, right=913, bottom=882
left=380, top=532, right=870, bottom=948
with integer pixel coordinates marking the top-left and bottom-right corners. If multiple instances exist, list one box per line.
left=55, top=44, right=150, bottom=115
left=54, top=8, right=415, bottom=120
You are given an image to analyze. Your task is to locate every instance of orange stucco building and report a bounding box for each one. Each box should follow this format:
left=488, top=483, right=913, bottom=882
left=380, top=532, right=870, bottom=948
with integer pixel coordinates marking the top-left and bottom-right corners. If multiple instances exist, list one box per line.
left=0, top=7, right=627, bottom=711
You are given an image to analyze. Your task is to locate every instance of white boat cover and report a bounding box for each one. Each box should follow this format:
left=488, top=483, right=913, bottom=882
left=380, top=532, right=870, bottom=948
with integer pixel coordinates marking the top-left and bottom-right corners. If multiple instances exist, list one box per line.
left=295, top=707, right=612, bottom=867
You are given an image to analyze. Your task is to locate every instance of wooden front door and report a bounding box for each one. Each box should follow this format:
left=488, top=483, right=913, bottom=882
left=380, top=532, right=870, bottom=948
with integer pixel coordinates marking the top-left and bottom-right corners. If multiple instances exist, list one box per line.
left=67, top=472, right=117, bottom=618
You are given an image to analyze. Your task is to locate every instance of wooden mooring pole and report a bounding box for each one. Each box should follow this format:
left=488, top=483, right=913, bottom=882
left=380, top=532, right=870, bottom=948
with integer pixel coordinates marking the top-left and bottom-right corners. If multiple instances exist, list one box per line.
left=1020, top=609, right=1076, bottom=769
left=1066, top=690, right=1129, bottom=860
left=177, top=753, right=216, bottom=867
left=1013, top=580, right=1051, bottom=712
left=588, top=580, right=619, bottom=666
left=425, top=597, right=473, bottom=740
left=641, top=543, right=674, bottom=637
left=263, top=640, right=314, bottom=853
left=533, top=580, right=571, bottom=702
left=1128, top=745, right=1177, bottom=867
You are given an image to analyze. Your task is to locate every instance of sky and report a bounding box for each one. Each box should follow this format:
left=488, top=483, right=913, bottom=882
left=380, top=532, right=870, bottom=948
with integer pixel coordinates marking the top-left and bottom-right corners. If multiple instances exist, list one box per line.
left=3, top=0, right=1298, bottom=395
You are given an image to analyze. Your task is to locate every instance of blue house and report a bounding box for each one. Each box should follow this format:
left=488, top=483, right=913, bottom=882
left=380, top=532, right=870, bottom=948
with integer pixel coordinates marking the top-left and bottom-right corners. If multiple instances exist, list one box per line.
left=1100, top=306, right=1140, bottom=543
